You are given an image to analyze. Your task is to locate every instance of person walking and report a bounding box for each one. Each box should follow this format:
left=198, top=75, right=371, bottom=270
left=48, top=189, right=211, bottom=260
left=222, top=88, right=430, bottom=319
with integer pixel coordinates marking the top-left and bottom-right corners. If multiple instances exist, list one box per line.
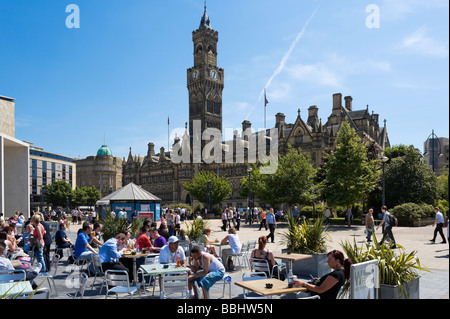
left=221, top=209, right=228, bottom=232
left=376, top=206, right=396, bottom=248
left=430, top=207, right=447, bottom=244
left=266, top=208, right=277, bottom=243
left=365, top=208, right=375, bottom=243
left=346, top=208, right=353, bottom=228
left=258, top=209, right=267, bottom=231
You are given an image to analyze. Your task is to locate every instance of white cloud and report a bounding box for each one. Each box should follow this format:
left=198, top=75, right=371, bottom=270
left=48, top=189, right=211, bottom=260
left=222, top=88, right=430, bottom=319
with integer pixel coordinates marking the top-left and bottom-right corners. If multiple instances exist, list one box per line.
left=402, top=26, right=449, bottom=57
left=287, top=63, right=341, bottom=87
left=381, top=0, right=449, bottom=20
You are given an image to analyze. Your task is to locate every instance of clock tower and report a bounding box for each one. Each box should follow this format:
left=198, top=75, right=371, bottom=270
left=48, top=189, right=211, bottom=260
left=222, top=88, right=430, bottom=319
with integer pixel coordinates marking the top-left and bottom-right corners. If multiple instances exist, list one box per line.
left=187, top=4, right=224, bottom=138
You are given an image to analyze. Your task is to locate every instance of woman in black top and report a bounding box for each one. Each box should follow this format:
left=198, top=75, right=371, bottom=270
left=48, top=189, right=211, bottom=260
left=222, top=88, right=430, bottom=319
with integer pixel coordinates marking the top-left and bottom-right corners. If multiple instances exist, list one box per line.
left=293, top=249, right=352, bottom=299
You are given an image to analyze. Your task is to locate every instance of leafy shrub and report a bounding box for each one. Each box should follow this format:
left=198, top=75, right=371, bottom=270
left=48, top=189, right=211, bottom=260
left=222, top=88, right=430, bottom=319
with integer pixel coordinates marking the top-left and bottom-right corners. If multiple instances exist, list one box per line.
left=390, top=202, right=433, bottom=226
left=300, top=205, right=324, bottom=218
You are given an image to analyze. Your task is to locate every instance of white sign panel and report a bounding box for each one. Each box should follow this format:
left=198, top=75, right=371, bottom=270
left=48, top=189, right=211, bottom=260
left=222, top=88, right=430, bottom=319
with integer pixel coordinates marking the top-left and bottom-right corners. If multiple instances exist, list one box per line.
left=350, top=259, right=379, bottom=299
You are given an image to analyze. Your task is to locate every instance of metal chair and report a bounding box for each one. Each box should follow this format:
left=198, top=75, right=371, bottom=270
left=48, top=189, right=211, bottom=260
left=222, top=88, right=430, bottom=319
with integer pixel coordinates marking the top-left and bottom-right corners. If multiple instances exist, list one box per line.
left=104, top=269, right=142, bottom=299
left=249, top=257, right=283, bottom=280
left=35, top=254, right=59, bottom=295
left=229, top=242, right=249, bottom=269
left=73, top=271, right=88, bottom=299
left=296, top=293, right=320, bottom=299
left=160, top=272, right=189, bottom=299
left=90, top=254, right=106, bottom=293
left=16, top=288, right=50, bottom=299
left=138, top=254, right=159, bottom=295
left=0, top=269, right=27, bottom=282
left=241, top=271, right=268, bottom=299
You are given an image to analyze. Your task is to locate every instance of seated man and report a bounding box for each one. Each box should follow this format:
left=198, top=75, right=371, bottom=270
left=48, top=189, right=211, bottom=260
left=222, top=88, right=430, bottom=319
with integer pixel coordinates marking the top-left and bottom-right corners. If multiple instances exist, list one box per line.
left=54, top=222, right=73, bottom=257
left=149, top=227, right=167, bottom=253
left=74, top=223, right=97, bottom=261
left=135, top=226, right=153, bottom=252
left=98, top=233, right=131, bottom=280
left=17, top=224, right=34, bottom=254
left=188, top=245, right=225, bottom=299
left=159, top=236, right=186, bottom=266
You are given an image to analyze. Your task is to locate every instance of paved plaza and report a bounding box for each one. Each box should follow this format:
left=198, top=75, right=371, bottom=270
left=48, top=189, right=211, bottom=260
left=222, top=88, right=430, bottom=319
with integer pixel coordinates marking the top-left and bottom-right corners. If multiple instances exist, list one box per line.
left=36, top=218, right=448, bottom=300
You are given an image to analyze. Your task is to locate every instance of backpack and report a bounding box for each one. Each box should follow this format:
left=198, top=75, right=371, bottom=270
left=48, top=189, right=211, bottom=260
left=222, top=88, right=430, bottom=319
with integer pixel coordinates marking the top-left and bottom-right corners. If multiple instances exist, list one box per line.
left=389, top=214, right=398, bottom=227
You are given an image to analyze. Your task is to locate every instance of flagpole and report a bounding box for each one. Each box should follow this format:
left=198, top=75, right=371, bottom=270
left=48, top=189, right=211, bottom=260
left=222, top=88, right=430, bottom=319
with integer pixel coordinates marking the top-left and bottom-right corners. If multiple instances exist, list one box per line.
left=264, top=88, right=266, bottom=129
left=168, top=116, right=170, bottom=151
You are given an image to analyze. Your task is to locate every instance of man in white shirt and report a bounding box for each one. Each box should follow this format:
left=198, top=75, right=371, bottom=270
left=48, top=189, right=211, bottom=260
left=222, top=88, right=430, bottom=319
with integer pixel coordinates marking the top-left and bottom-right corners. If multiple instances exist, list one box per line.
left=430, top=207, right=447, bottom=244
left=159, top=236, right=186, bottom=266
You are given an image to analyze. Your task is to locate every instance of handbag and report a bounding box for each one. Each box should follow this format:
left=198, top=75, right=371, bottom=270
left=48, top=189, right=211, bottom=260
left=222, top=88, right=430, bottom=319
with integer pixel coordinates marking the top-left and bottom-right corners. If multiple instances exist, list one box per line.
left=444, top=217, right=448, bottom=228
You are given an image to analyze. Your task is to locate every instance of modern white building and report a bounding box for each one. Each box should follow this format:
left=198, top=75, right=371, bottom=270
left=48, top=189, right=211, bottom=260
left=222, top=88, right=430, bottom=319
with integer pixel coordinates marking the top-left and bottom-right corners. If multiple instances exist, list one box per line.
left=0, top=133, right=30, bottom=220
left=0, top=95, right=30, bottom=220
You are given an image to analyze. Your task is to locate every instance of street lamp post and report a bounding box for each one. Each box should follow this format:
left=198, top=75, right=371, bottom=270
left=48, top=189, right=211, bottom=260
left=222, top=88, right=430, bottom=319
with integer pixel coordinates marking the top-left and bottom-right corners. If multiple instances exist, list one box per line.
left=247, top=167, right=253, bottom=213
left=424, top=130, right=443, bottom=173
left=207, top=179, right=212, bottom=214
left=380, top=156, right=389, bottom=207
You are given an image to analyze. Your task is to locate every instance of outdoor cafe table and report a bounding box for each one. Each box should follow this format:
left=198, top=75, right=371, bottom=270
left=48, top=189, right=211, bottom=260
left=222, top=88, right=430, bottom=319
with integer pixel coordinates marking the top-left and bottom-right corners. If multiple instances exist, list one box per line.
left=121, top=252, right=158, bottom=284
left=139, top=263, right=189, bottom=276
left=0, top=281, right=34, bottom=298
left=272, top=252, right=312, bottom=272
left=209, top=242, right=229, bottom=257
left=235, top=278, right=307, bottom=298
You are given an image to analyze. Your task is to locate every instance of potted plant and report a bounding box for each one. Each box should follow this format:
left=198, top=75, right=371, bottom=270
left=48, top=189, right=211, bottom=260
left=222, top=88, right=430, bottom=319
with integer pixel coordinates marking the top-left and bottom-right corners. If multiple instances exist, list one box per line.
left=100, top=207, right=143, bottom=242
left=281, top=212, right=330, bottom=277
left=340, top=236, right=429, bottom=299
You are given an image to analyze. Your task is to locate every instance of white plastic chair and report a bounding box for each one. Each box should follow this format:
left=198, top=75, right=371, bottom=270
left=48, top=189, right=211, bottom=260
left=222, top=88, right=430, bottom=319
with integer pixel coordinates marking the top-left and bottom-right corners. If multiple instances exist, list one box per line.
left=104, top=269, right=141, bottom=299
left=241, top=271, right=268, bottom=299
left=160, top=272, right=189, bottom=299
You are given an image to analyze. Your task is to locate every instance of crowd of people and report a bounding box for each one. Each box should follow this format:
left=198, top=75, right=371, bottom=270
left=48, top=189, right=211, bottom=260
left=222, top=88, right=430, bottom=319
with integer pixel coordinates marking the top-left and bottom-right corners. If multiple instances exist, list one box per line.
left=1, top=204, right=448, bottom=300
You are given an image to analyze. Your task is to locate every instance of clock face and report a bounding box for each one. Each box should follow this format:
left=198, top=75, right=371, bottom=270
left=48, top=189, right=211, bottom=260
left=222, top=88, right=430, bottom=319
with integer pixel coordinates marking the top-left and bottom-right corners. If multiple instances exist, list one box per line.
left=192, top=70, right=199, bottom=80
left=210, top=70, right=218, bottom=80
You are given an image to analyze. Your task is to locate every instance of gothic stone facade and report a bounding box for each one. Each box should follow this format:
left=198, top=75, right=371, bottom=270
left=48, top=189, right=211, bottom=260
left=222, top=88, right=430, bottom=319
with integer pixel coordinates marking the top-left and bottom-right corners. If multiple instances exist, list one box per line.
left=122, top=9, right=390, bottom=208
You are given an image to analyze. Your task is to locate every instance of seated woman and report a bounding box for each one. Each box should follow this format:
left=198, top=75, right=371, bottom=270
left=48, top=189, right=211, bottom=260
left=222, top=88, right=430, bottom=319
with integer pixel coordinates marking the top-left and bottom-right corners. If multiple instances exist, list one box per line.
left=198, top=228, right=219, bottom=257
left=220, top=228, right=242, bottom=270
left=293, top=249, right=352, bottom=299
left=250, top=236, right=284, bottom=280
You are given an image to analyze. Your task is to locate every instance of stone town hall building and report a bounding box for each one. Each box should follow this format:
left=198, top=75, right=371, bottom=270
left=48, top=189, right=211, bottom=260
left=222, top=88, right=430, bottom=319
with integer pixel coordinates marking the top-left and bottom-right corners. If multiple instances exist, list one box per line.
left=122, top=7, right=390, bottom=208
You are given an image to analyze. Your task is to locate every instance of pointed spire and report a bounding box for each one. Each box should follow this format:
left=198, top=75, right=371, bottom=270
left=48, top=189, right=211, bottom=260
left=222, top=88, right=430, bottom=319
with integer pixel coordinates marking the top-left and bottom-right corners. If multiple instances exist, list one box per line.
left=199, top=0, right=212, bottom=29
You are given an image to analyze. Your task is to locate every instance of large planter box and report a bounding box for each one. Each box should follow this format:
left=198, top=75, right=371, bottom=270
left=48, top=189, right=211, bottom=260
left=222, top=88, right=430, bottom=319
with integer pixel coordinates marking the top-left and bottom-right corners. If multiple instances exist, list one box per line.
left=379, top=276, right=420, bottom=299
left=281, top=249, right=329, bottom=278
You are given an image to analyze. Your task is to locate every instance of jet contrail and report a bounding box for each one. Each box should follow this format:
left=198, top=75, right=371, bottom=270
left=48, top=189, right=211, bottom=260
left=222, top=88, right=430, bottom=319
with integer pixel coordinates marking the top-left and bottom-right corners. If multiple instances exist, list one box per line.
left=245, top=2, right=322, bottom=121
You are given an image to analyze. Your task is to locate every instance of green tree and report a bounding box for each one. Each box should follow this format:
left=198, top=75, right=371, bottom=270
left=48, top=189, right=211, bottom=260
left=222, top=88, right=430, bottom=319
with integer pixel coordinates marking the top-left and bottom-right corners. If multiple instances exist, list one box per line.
left=73, top=186, right=100, bottom=206
left=384, top=145, right=439, bottom=207
left=84, top=186, right=101, bottom=206
left=321, top=121, right=379, bottom=209
left=44, top=181, right=74, bottom=208
left=183, top=170, right=232, bottom=207
left=239, top=147, right=318, bottom=208
left=437, top=169, right=449, bottom=200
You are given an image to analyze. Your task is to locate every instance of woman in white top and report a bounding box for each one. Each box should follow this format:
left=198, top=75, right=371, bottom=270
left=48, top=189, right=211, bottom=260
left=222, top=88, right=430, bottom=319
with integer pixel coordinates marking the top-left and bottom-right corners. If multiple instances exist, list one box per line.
left=220, top=228, right=242, bottom=270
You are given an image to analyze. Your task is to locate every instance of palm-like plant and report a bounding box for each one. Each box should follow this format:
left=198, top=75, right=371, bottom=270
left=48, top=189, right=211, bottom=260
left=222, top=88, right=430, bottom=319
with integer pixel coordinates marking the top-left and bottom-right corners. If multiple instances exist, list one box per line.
left=340, top=235, right=429, bottom=298
left=185, top=218, right=210, bottom=241
left=282, top=212, right=329, bottom=254
left=100, top=207, right=143, bottom=242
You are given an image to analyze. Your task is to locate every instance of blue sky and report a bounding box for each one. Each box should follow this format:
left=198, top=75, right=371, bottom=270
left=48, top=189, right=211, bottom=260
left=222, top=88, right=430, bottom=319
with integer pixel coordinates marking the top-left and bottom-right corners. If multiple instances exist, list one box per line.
left=0, top=0, right=448, bottom=160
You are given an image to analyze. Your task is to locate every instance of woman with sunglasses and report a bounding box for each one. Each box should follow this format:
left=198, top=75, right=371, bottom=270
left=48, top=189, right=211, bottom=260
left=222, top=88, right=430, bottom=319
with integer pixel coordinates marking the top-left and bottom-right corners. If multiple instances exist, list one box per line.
left=293, top=249, right=352, bottom=299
